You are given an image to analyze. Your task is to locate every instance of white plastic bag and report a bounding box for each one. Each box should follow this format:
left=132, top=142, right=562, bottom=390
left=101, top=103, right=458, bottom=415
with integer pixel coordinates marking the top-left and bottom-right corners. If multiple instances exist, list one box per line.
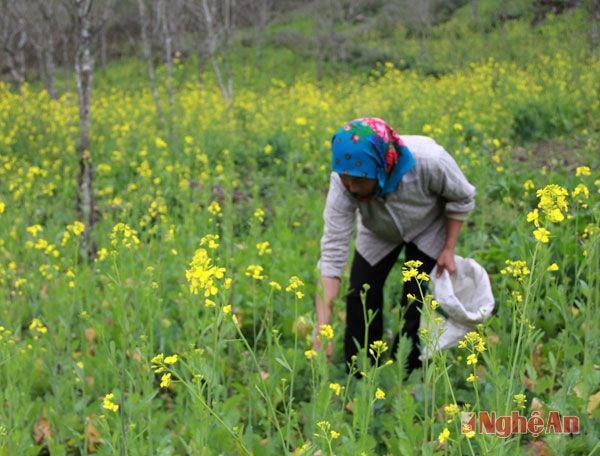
left=420, top=255, right=494, bottom=358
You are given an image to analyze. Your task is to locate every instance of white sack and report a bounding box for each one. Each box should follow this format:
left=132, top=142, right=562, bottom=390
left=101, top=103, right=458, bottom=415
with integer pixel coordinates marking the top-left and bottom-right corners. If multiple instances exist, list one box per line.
left=420, top=255, right=494, bottom=358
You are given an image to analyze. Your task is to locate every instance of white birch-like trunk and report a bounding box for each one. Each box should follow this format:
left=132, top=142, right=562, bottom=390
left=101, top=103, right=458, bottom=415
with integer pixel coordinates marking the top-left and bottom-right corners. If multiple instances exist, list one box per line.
left=36, top=0, right=59, bottom=99
left=157, top=0, right=175, bottom=125
left=74, top=0, right=97, bottom=262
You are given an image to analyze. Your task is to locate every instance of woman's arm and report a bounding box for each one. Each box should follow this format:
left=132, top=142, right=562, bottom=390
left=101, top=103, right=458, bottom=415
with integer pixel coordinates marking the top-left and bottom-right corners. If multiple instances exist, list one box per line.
left=436, top=218, right=463, bottom=277
left=314, top=173, right=357, bottom=361
left=424, top=143, right=475, bottom=277
left=313, top=276, right=341, bottom=360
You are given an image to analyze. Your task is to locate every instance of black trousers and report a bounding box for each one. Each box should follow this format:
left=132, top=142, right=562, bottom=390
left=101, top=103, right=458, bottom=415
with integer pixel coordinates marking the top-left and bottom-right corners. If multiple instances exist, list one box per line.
left=344, top=243, right=436, bottom=373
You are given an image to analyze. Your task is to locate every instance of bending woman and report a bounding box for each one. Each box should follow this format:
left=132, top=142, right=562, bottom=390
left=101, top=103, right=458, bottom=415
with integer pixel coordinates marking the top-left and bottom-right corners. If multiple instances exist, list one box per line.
left=314, top=117, right=476, bottom=373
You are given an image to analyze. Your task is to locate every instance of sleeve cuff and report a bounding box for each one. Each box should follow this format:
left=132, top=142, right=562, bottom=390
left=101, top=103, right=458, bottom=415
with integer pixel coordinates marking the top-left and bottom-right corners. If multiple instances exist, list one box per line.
left=317, top=260, right=344, bottom=279
left=445, top=211, right=470, bottom=221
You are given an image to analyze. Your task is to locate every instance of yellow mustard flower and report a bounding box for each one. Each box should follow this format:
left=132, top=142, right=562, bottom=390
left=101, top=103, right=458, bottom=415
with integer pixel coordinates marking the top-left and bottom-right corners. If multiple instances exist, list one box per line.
left=164, top=354, right=178, bottom=364
left=329, top=383, right=343, bottom=396
left=575, top=166, right=591, bottom=176
left=207, top=201, right=221, bottom=216
left=304, top=349, right=317, bottom=360
left=533, top=227, right=550, bottom=243
left=256, top=241, right=272, bottom=256
left=466, top=354, right=478, bottom=365
left=160, top=373, right=172, bottom=388
left=102, top=393, right=119, bottom=412
left=438, top=427, right=450, bottom=444
left=186, top=248, right=226, bottom=297
left=29, top=318, right=47, bottom=334
left=285, top=276, right=304, bottom=292
left=444, top=404, right=460, bottom=415
left=254, top=208, right=265, bottom=222
left=245, top=265, right=265, bottom=280
left=513, top=393, right=527, bottom=409
left=319, top=325, right=334, bottom=340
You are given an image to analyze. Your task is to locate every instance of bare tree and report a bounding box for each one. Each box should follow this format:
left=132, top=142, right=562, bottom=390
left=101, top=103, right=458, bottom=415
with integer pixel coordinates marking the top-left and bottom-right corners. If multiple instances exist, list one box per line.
left=156, top=0, right=176, bottom=124
left=186, top=0, right=235, bottom=103
left=239, top=0, right=275, bottom=67
left=416, top=0, right=433, bottom=65
left=74, top=0, right=97, bottom=263
left=311, top=0, right=362, bottom=81
left=0, top=2, right=28, bottom=90
left=311, top=0, right=374, bottom=80
left=137, top=0, right=168, bottom=135
left=312, top=0, right=336, bottom=82
left=98, top=4, right=112, bottom=68
left=10, top=0, right=66, bottom=99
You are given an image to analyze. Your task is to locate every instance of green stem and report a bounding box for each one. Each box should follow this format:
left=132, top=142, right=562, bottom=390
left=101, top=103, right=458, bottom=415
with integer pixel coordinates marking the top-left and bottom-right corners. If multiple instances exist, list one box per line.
left=439, top=359, right=475, bottom=456
left=232, top=318, right=288, bottom=450
left=177, top=368, right=251, bottom=455
left=285, top=296, right=300, bottom=445
left=415, top=279, right=431, bottom=448
left=506, top=242, right=539, bottom=414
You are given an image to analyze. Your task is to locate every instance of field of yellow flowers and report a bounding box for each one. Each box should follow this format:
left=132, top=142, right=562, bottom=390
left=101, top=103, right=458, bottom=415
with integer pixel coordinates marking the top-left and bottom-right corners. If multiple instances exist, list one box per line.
left=1, top=8, right=599, bottom=456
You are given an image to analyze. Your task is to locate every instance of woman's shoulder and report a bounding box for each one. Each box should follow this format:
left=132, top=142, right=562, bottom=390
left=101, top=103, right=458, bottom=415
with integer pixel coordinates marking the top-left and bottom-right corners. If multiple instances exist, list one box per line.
left=400, top=135, right=443, bottom=155
left=400, top=135, right=447, bottom=167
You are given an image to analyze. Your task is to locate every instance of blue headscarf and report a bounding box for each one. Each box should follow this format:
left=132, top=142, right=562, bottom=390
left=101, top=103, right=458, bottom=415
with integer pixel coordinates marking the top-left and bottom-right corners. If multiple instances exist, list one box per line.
left=331, top=118, right=415, bottom=199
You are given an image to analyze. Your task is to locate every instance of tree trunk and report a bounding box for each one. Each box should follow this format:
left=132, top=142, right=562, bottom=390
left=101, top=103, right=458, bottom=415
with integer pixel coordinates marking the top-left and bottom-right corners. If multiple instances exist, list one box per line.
left=44, top=47, right=58, bottom=99
left=100, top=28, right=107, bottom=68
left=200, top=0, right=234, bottom=103
left=35, top=46, right=47, bottom=87
left=471, top=0, right=479, bottom=23
left=157, top=0, right=175, bottom=127
left=197, top=48, right=208, bottom=87
left=252, top=0, right=270, bottom=69
left=137, top=0, right=168, bottom=135
left=3, top=42, right=25, bottom=89
left=35, top=0, right=59, bottom=99
left=61, top=31, right=76, bottom=96
left=74, top=0, right=97, bottom=263
left=15, top=26, right=27, bottom=83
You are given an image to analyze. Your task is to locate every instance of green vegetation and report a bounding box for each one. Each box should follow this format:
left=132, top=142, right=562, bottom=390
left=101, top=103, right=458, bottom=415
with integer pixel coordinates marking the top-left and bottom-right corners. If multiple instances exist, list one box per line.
left=0, top=2, right=598, bottom=454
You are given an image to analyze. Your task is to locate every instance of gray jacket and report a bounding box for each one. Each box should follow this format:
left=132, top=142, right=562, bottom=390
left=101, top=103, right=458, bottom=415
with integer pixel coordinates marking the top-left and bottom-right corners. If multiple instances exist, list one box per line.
left=318, top=135, right=476, bottom=278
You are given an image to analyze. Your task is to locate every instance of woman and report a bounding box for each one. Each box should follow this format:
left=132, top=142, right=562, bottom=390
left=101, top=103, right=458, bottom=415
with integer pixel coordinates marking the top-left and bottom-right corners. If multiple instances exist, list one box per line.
left=314, top=117, right=476, bottom=373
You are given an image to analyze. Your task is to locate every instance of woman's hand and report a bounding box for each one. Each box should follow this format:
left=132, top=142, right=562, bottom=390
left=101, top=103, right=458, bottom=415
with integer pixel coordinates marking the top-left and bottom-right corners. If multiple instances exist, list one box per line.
left=312, top=332, right=333, bottom=362
left=436, top=247, right=456, bottom=277
left=314, top=276, right=340, bottom=362
left=437, top=218, right=463, bottom=277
